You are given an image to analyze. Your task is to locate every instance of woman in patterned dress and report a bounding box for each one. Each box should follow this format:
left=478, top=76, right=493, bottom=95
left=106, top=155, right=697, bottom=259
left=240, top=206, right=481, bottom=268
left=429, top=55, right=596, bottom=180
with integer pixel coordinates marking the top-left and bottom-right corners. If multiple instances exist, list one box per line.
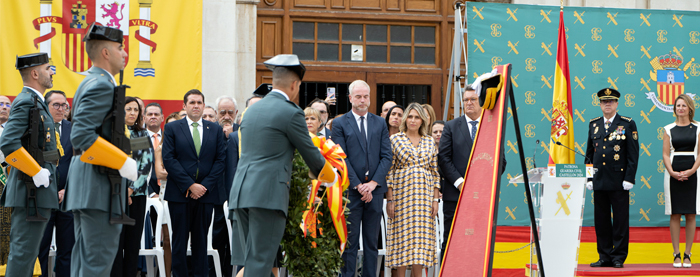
left=386, top=102, right=440, bottom=277
left=663, top=94, right=700, bottom=268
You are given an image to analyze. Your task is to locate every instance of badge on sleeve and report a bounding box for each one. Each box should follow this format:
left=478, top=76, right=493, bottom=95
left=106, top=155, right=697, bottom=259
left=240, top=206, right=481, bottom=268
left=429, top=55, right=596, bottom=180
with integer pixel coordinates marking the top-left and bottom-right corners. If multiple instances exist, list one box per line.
left=632, top=131, right=638, bottom=140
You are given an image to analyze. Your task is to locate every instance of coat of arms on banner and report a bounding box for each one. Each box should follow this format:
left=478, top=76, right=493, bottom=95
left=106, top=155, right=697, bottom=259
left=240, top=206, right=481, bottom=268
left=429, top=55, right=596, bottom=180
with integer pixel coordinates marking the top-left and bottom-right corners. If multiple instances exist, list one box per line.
left=646, top=51, right=695, bottom=112
left=31, top=0, right=158, bottom=77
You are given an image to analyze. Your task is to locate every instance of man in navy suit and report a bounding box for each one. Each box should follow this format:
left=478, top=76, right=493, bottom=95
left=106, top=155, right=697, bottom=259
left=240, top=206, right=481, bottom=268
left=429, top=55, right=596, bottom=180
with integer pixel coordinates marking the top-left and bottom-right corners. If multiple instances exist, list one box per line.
left=438, top=86, right=481, bottom=262
left=209, top=95, right=239, bottom=277
left=38, top=90, right=74, bottom=277
left=332, top=80, right=392, bottom=277
left=163, top=89, right=227, bottom=277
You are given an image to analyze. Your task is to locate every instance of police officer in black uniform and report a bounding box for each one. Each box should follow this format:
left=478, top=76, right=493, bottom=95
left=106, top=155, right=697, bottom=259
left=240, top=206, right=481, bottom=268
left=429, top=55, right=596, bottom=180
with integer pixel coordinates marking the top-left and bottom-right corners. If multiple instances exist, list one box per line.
left=585, top=88, right=640, bottom=268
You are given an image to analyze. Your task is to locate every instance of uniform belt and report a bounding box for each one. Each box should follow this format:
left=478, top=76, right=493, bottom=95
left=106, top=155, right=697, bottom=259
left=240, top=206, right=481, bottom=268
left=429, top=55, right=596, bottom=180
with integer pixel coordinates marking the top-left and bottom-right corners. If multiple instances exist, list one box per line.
left=43, top=150, right=60, bottom=165
left=74, top=149, right=83, bottom=156
left=673, top=151, right=695, bottom=156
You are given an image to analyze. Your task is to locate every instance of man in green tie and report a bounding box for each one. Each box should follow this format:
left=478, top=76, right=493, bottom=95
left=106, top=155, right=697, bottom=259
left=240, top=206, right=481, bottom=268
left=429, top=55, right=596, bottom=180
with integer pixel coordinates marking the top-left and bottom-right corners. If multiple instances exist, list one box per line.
left=162, top=89, right=227, bottom=276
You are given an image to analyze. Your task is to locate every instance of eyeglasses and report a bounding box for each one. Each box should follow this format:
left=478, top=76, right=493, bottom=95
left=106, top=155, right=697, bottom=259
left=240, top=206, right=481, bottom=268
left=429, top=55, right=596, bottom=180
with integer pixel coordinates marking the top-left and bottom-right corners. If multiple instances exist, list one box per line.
left=318, top=110, right=328, bottom=114
left=463, top=98, right=479, bottom=103
left=0, top=103, right=10, bottom=108
left=51, top=103, right=69, bottom=110
left=219, top=110, right=235, bottom=116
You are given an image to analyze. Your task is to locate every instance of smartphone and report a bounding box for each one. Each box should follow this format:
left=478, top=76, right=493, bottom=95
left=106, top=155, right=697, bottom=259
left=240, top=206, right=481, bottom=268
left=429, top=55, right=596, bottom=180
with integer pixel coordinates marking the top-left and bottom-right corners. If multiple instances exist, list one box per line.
left=327, top=87, right=336, bottom=105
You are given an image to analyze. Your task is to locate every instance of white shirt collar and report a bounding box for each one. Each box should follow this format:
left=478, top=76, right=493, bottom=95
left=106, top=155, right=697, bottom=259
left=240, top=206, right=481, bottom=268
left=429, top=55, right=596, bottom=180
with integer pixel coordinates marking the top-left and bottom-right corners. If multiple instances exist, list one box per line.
left=185, top=116, right=203, bottom=128
left=464, top=114, right=481, bottom=124
left=147, top=129, right=162, bottom=137
left=24, top=86, right=45, bottom=102
left=351, top=110, right=369, bottom=121
left=604, top=113, right=617, bottom=123
left=270, top=89, right=290, bottom=101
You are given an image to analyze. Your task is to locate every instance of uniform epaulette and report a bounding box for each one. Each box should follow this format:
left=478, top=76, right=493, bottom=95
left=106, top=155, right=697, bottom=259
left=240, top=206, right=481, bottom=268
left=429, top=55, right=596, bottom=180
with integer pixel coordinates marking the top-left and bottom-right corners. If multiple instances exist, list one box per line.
left=620, top=116, right=632, bottom=122
left=590, top=116, right=602, bottom=123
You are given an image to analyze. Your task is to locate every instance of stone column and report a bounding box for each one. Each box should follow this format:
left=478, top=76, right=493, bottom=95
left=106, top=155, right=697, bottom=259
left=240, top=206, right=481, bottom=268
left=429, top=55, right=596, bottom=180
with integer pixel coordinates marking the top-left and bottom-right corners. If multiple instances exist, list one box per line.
left=202, top=0, right=238, bottom=106
left=234, top=0, right=259, bottom=110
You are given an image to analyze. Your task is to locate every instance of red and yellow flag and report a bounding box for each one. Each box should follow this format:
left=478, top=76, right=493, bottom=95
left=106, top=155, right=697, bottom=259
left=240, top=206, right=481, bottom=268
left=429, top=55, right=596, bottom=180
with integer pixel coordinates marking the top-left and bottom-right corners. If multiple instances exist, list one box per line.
left=549, top=9, right=575, bottom=164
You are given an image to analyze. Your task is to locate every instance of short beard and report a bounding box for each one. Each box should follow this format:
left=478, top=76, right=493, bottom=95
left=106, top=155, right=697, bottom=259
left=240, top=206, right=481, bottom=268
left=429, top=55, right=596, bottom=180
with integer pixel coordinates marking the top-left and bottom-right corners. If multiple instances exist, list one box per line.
left=40, top=74, right=53, bottom=89
left=220, top=118, right=233, bottom=126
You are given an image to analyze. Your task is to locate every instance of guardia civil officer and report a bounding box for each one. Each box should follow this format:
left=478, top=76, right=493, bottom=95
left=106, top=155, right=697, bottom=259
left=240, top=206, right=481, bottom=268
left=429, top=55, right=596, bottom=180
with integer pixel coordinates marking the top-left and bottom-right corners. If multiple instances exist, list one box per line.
left=63, top=23, right=138, bottom=276
left=585, top=88, right=640, bottom=268
left=229, top=54, right=337, bottom=276
left=0, top=53, right=59, bottom=277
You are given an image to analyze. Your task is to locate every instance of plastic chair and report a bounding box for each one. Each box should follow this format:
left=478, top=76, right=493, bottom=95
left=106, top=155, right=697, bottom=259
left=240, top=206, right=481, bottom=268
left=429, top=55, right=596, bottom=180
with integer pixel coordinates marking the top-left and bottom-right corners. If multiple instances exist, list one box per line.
left=183, top=209, right=221, bottom=276
left=223, top=201, right=234, bottom=252
left=139, top=198, right=167, bottom=277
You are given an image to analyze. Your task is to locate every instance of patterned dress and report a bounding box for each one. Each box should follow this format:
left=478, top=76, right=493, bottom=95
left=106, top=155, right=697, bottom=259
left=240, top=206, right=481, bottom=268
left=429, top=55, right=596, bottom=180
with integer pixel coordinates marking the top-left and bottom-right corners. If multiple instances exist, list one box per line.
left=664, top=122, right=700, bottom=215
left=386, top=132, right=440, bottom=268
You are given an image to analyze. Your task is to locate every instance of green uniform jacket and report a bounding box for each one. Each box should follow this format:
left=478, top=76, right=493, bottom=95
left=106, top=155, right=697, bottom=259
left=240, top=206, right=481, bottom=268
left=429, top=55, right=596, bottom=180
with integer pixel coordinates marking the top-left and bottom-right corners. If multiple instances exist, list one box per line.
left=63, top=67, right=126, bottom=212
left=0, top=87, right=58, bottom=209
left=229, top=91, right=326, bottom=216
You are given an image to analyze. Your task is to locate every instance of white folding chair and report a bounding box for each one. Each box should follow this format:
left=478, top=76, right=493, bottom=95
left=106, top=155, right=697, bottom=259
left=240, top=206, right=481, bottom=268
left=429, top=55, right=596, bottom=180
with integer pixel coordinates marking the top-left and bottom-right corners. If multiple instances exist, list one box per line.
left=223, top=201, right=233, bottom=252
left=139, top=198, right=167, bottom=277
left=183, top=209, right=221, bottom=276
left=46, top=226, right=57, bottom=277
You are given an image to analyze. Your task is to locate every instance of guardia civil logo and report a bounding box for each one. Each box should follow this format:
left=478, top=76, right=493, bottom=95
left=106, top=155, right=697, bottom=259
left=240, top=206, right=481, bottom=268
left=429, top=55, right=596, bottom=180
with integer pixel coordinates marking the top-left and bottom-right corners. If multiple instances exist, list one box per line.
left=645, top=51, right=695, bottom=112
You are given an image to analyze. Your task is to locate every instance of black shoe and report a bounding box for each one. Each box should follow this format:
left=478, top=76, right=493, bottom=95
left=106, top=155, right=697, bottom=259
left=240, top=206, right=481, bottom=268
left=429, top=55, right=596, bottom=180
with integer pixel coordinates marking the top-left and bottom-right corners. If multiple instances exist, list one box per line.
left=590, top=260, right=613, bottom=267
left=613, top=261, right=624, bottom=268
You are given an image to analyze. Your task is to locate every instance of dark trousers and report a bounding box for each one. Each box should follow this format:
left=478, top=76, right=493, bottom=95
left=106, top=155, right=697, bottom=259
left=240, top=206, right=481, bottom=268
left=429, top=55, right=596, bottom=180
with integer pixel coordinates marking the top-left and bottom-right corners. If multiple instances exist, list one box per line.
left=341, top=190, right=383, bottom=277
left=39, top=210, right=75, bottom=277
left=235, top=208, right=286, bottom=277
left=169, top=199, right=213, bottom=277
left=594, top=190, right=629, bottom=263
left=111, top=195, right=146, bottom=277
left=209, top=204, right=233, bottom=277
left=440, top=200, right=457, bottom=263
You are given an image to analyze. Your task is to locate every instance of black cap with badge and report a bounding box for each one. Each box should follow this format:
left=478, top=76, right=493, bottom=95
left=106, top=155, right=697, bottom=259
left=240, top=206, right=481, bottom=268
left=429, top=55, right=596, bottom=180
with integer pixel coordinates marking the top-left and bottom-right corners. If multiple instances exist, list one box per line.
left=82, top=22, right=123, bottom=43
left=253, top=83, right=272, bottom=97
left=263, top=54, right=306, bottom=81
left=597, top=88, right=620, bottom=100
left=16, top=53, right=49, bottom=70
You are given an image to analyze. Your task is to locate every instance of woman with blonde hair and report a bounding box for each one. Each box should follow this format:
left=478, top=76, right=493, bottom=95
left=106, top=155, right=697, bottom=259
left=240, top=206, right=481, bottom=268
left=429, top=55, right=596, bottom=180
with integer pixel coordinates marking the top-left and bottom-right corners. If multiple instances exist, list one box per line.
left=663, top=94, right=700, bottom=268
left=421, top=103, right=437, bottom=127
left=304, top=107, right=325, bottom=137
left=385, top=102, right=440, bottom=277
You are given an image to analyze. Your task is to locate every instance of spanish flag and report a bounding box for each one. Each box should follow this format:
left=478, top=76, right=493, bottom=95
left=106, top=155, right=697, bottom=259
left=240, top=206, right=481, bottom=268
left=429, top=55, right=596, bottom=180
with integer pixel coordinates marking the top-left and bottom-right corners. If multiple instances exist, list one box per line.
left=549, top=9, right=575, bottom=164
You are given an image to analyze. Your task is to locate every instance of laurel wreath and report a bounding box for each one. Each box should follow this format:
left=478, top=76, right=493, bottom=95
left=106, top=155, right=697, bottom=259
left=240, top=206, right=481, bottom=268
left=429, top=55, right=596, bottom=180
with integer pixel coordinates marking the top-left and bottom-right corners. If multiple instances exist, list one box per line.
left=281, top=151, right=349, bottom=276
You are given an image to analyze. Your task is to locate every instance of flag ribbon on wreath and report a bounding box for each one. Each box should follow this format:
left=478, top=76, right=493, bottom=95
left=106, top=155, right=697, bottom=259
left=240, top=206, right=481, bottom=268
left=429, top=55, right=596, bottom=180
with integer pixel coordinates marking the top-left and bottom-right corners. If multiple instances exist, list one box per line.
left=300, top=134, right=349, bottom=251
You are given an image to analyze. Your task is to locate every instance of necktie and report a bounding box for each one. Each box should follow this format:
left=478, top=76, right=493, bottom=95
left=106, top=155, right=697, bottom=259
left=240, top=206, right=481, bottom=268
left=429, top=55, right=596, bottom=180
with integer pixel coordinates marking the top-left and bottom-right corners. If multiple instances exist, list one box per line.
left=152, top=133, right=160, bottom=147
left=192, top=122, right=201, bottom=156
left=360, top=116, right=369, bottom=180
left=469, top=120, right=479, bottom=139
left=55, top=122, right=61, bottom=137
left=605, top=120, right=611, bottom=130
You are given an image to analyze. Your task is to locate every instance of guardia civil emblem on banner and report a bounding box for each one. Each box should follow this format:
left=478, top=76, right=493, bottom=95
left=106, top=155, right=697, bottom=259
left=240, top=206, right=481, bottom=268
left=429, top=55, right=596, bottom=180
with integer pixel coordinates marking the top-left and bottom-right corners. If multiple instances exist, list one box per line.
left=645, top=51, right=695, bottom=112
left=31, top=0, right=158, bottom=76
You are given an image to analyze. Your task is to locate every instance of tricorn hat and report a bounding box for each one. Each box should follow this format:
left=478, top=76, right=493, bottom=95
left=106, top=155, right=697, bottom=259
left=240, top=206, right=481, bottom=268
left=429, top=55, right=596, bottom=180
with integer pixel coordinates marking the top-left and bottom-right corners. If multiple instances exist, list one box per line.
left=82, top=22, right=123, bottom=43
left=263, top=54, right=306, bottom=81
left=596, top=88, right=620, bottom=100
left=478, top=74, right=503, bottom=110
left=253, top=83, right=272, bottom=97
left=16, top=53, right=49, bottom=70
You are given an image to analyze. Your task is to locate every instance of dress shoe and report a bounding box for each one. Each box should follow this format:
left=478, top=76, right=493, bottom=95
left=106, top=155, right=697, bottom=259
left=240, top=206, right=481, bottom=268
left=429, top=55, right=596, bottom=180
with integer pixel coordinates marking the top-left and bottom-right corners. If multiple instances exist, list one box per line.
left=590, top=260, right=613, bottom=267
left=613, top=261, right=624, bottom=268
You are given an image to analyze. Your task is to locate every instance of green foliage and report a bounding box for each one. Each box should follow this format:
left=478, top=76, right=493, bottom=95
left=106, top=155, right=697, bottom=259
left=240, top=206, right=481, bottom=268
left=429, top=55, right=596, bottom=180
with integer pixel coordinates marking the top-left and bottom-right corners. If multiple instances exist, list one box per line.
left=281, top=151, right=347, bottom=276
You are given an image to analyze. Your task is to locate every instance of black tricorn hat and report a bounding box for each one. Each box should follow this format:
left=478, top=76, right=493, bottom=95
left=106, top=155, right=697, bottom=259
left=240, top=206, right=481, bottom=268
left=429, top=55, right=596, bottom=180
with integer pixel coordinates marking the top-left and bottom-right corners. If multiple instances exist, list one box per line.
left=253, top=83, right=272, bottom=97
left=478, top=74, right=503, bottom=110
left=263, top=54, right=306, bottom=81
left=16, top=53, right=49, bottom=70
left=596, top=88, right=620, bottom=100
left=82, top=22, right=123, bottom=43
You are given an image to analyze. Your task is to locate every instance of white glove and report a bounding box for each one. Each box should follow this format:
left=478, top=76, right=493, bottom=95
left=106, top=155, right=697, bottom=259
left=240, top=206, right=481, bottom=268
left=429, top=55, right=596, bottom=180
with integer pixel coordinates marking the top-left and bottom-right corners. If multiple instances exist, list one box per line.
left=586, top=181, right=593, bottom=191
left=32, top=168, right=51, bottom=188
left=118, top=157, right=138, bottom=181
left=623, top=181, right=634, bottom=190
left=321, top=168, right=339, bottom=188
left=471, top=68, right=499, bottom=97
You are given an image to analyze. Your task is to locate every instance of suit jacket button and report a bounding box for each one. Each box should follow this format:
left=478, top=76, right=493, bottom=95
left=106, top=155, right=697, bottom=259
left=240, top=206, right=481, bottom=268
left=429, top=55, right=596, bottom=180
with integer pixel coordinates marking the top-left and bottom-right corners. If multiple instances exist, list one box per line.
left=603, top=146, right=606, bottom=149
left=603, top=154, right=605, bottom=157
left=621, top=168, right=624, bottom=171
left=603, top=162, right=606, bottom=165
left=604, top=138, right=607, bottom=142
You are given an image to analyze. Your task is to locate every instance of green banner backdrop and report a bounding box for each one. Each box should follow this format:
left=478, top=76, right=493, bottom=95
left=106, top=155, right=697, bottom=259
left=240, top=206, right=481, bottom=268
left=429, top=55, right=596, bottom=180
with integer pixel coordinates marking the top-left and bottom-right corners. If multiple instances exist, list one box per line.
left=469, top=2, right=700, bottom=227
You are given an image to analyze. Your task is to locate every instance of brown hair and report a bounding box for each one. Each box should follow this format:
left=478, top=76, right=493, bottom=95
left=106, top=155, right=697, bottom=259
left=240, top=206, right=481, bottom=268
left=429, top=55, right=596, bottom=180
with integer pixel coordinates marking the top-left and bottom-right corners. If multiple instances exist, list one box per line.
left=399, top=102, right=430, bottom=136
left=674, top=94, right=697, bottom=123
left=165, top=112, right=182, bottom=124
left=421, top=103, right=436, bottom=127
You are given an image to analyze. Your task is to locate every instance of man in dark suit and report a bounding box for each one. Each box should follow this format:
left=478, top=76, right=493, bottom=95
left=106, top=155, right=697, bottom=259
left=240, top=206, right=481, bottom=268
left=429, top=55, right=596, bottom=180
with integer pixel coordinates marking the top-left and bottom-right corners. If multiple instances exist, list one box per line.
left=208, top=95, right=239, bottom=277
left=308, top=98, right=332, bottom=139
left=438, top=86, right=481, bottom=262
left=229, top=55, right=336, bottom=277
left=162, top=89, right=227, bottom=277
left=332, top=80, right=392, bottom=277
left=38, top=90, right=74, bottom=277
left=586, top=88, right=639, bottom=268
